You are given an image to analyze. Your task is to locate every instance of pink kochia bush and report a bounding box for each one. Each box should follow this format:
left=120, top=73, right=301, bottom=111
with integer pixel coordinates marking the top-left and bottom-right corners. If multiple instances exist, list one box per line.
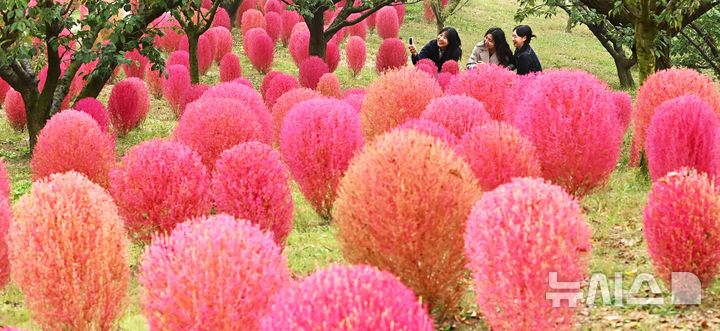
left=212, top=142, right=294, bottom=245
left=201, top=82, right=273, bottom=143
left=173, top=97, right=264, bottom=170
left=375, top=38, right=407, bottom=73
left=289, top=31, right=310, bottom=66
left=0, top=78, right=9, bottom=107
left=362, top=67, right=443, bottom=137
left=299, top=56, right=329, bottom=89
left=260, top=265, right=434, bottom=330
left=73, top=97, right=110, bottom=133
left=197, top=35, right=213, bottom=75
left=145, top=67, right=164, bottom=98
left=179, top=84, right=211, bottom=116
left=162, top=64, right=191, bottom=116
left=281, top=11, right=302, bottom=45
left=122, top=48, right=148, bottom=79
left=611, top=91, right=632, bottom=133
left=9, top=172, right=129, bottom=330
left=263, top=73, right=299, bottom=108
left=645, top=95, right=720, bottom=181
left=513, top=69, right=622, bottom=197
left=457, top=122, right=542, bottom=191
left=140, top=214, right=290, bottom=330
left=209, top=27, right=233, bottom=63
left=108, top=78, right=150, bottom=135
left=375, top=6, right=399, bottom=39
left=447, top=63, right=517, bottom=121
left=212, top=7, right=231, bottom=29
left=4, top=89, right=27, bottom=131
left=441, top=60, right=460, bottom=74
left=31, top=111, right=115, bottom=188
left=465, top=177, right=591, bottom=330
left=281, top=99, right=364, bottom=219
left=395, top=118, right=459, bottom=147
left=219, top=53, right=242, bottom=82
left=643, top=169, right=720, bottom=288
left=0, top=159, right=10, bottom=288
left=241, top=9, right=266, bottom=36
left=631, top=68, right=720, bottom=166
left=346, top=36, right=366, bottom=76
left=272, top=88, right=323, bottom=143
left=264, top=12, right=282, bottom=43
left=325, top=42, right=340, bottom=73
left=420, top=95, right=491, bottom=139
left=109, top=139, right=212, bottom=241
left=167, top=50, right=190, bottom=69
left=316, top=73, right=341, bottom=97
left=247, top=30, right=275, bottom=73
left=333, top=130, right=480, bottom=315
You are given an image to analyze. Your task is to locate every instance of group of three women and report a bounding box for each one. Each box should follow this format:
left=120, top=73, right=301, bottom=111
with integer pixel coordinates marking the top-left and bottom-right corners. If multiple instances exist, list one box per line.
left=409, top=25, right=542, bottom=75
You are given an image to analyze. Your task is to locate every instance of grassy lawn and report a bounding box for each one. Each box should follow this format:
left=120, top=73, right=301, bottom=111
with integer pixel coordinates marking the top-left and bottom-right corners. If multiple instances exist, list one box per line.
left=2, top=0, right=720, bottom=329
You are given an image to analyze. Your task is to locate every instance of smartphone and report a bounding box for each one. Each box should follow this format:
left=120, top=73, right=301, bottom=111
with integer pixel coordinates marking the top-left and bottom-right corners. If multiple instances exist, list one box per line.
left=409, top=37, right=414, bottom=46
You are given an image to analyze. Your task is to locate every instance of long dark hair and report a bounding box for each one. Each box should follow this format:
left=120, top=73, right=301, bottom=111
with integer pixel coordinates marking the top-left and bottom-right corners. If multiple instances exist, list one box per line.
left=439, top=26, right=462, bottom=54
left=513, top=25, right=536, bottom=46
left=485, top=27, right=513, bottom=67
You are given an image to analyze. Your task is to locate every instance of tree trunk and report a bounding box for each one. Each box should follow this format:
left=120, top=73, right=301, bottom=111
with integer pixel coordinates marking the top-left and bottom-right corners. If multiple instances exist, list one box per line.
left=656, top=41, right=672, bottom=70
left=188, top=32, right=200, bottom=84
left=23, top=92, right=44, bottom=151
left=634, top=19, right=657, bottom=84
left=614, top=58, right=635, bottom=89
left=307, top=8, right=327, bottom=60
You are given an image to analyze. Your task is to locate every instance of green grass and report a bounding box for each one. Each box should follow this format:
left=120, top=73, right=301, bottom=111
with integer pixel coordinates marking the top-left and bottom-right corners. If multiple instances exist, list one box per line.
left=2, top=0, right=720, bottom=329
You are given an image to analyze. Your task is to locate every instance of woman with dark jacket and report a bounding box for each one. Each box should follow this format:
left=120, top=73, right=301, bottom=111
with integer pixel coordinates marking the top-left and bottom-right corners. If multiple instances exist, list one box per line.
left=511, top=25, right=542, bottom=75
left=409, top=27, right=462, bottom=71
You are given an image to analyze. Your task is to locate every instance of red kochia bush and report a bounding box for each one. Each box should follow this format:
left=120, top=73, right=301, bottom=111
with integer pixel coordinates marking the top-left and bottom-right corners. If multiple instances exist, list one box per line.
left=416, top=58, right=438, bottom=73
left=441, top=60, right=460, bottom=74
left=73, top=97, right=110, bottom=133
left=375, top=7, right=399, bottom=39
left=167, top=50, right=190, bottom=69
left=346, top=14, right=367, bottom=40
left=289, top=31, right=310, bottom=66
left=10, top=172, right=128, bottom=330
left=346, top=36, right=366, bottom=76
left=234, top=0, right=256, bottom=27
left=362, top=67, right=443, bottom=137
left=108, top=78, right=151, bottom=135
left=209, top=27, right=233, bottom=63
left=513, top=69, right=622, bottom=197
left=201, top=82, right=273, bottom=143
left=122, top=48, right=148, bottom=79
left=375, top=38, right=407, bottom=73
left=281, top=99, right=364, bottom=219
left=272, top=88, right=323, bottom=143
left=109, top=139, right=212, bottom=242
left=631, top=68, right=720, bottom=166
left=260, top=265, right=434, bottom=330
left=646, top=95, right=720, bottom=181
left=316, top=73, right=341, bottom=97
left=280, top=10, right=302, bottom=46
left=212, top=7, right=231, bottom=29
left=140, top=214, right=290, bottom=330
left=152, top=13, right=182, bottom=52
left=420, top=95, right=491, bottom=139
left=0, top=78, right=9, bottom=107
left=241, top=9, right=266, bottom=36
left=437, top=72, right=454, bottom=92
left=612, top=91, right=632, bottom=134
left=457, top=122, right=542, bottom=191
left=212, top=142, right=294, bottom=245
left=264, top=0, right=284, bottom=14
left=643, top=169, right=720, bottom=288
left=299, top=56, right=329, bottom=89
left=334, top=130, right=480, bottom=314
left=179, top=84, right=211, bottom=121
left=244, top=27, right=267, bottom=55
left=264, top=12, right=282, bottom=43
left=4, top=89, right=27, bottom=131
left=0, top=159, right=10, bottom=289
left=146, top=67, right=164, bottom=98
left=465, top=177, right=591, bottom=331
left=219, top=53, right=242, bottom=82
left=263, top=73, right=299, bottom=108
left=247, top=30, right=275, bottom=73
left=197, top=35, right=213, bottom=75
left=394, top=118, right=459, bottom=147
left=447, top=63, right=517, bottom=121
left=162, top=64, right=191, bottom=116
left=173, top=97, right=264, bottom=170
left=31, top=111, right=115, bottom=188
left=325, top=42, right=340, bottom=72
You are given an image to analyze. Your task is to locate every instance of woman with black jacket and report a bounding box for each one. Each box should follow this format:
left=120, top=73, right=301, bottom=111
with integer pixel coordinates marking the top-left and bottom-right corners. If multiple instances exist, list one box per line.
left=409, top=27, right=462, bottom=71
left=511, top=25, right=542, bottom=75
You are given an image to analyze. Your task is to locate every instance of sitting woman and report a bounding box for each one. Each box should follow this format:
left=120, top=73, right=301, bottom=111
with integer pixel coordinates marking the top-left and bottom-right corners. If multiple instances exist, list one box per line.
left=410, top=27, right=462, bottom=71
left=511, top=25, right=542, bottom=75
left=466, top=27, right=513, bottom=69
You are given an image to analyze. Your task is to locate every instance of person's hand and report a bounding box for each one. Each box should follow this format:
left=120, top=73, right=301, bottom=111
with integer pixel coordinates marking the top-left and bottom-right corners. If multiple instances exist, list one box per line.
left=408, top=45, right=417, bottom=56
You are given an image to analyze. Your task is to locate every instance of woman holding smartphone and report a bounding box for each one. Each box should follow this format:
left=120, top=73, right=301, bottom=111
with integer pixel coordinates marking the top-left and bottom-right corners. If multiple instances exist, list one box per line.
left=409, top=27, right=462, bottom=71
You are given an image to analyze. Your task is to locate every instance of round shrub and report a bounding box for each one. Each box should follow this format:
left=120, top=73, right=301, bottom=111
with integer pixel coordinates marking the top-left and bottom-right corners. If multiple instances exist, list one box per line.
left=415, top=63, right=437, bottom=78
left=316, top=73, right=341, bottom=97
left=334, top=130, right=480, bottom=315
left=212, top=7, right=231, bottom=29
left=375, top=7, right=399, bottom=39
left=263, top=73, right=299, bottom=109
left=234, top=0, right=256, bottom=27
left=343, top=87, right=365, bottom=97
left=264, top=11, right=282, bottom=43
left=260, top=265, right=434, bottom=330
left=631, top=68, right=720, bottom=166
left=512, top=69, right=622, bottom=197
left=0, top=159, right=10, bottom=289
left=167, top=50, right=190, bottom=69
left=289, top=31, right=310, bottom=67
left=108, top=77, right=151, bottom=135
left=145, top=67, right=164, bottom=98
left=264, top=0, right=284, bottom=14
left=362, top=67, right=443, bottom=137
left=201, top=82, right=273, bottom=142
left=73, top=97, right=110, bottom=133
left=437, top=72, right=454, bottom=92
left=420, top=95, right=491, bottom=139
left=241, top=9, right=266, bottom=36
left=0, top=78, right=9, bottom=107
left=416, top=58, right=438, bottom=73
left=299, top=56, right=329, bottom=89
left=465, top=177, right=591, bottom=330
left=243, top=27, right=267, bottom=55
left=394, top=118, right=458, bottom=147
left=260, top=71, right=284, bottom=100
left=342, top=93, right=364, bottom=113
left=611, top=91, right=632, bottom=133
left=197, top=35, right=213, bottom=75
left=272, top=88, right=323, bottom=143
left=646, top=95, right=720, bottom=181
left=153, top=13, right=182, bottom=52
left=291, top=22, right=309, bottom=37
left=447, top=63, right=517, bottom=121
left=219, top=52, right=242, bottom=82
left=280, top=10, right=302, bottom=46
left=122, top=48, right=148, bottom=79
left=209, top=26, right=233, bottom=63
left=440, top=60, right=460, bottom=74
left=4, top=89, right=27, bottom=131
left=174, top=97, right=264, bottom=170
left=375, top=38, right=407, bottom=73
left=31, top=111, right=115, bottom=188
left=179, top=84, right=211, bottom=119
left=247, top=30, right=275, bottom=73
left=281, top=99, right=364, bottom=219
left=394, top=2, right=406, bottom=24
left=109, top=139, right=211, bottom=242
left=9, top=171, right=129, bottom=330
left=346, top=36, right=366, bottom=77
left=162, top=64, right=191, bottom=116
left=140, top=214, right=290, bottom=330
left=643, top=169, right=720, bottom=288
left=212, top=142, right=294, bottom=245
left=325, top=42, right=340, bottom=73
left=457, top=121, right=542, bottom=191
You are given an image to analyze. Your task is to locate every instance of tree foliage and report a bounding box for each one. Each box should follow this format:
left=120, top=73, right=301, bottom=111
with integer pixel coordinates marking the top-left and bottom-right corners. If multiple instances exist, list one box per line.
left=672, top=7, right=720, bottom=79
